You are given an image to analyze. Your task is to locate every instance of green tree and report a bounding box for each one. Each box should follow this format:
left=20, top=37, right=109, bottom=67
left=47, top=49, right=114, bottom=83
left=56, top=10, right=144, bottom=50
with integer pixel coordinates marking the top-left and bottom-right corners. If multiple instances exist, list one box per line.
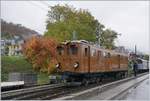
left=100, top=29, right=118, bottom=49
left=45, top=4, right=118, bottom=49
left=143, top=54, right=149, bottom=61
left=45, top=4, right=104, bottom=42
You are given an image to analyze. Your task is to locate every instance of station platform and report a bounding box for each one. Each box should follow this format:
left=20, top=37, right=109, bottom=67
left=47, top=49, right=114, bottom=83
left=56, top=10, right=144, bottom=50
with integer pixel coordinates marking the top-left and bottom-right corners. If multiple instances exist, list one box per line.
left=1, top=81, right=24, bottom=91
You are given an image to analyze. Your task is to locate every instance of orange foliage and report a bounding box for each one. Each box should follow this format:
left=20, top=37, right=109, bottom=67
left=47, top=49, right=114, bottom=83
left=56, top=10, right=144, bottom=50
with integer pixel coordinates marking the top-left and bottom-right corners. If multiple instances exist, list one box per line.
left=23, top=36, right=58, bottom=73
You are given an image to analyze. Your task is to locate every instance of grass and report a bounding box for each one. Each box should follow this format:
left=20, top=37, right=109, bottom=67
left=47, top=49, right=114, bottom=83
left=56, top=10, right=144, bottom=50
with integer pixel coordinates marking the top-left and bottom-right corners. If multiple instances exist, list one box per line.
left=1, top=56, right=49, bottom=84
left=37, top=73, right=49, bottom=85
left=1, top=56, right=33, bottom=72
left=1, top=56, right=33, bottom=81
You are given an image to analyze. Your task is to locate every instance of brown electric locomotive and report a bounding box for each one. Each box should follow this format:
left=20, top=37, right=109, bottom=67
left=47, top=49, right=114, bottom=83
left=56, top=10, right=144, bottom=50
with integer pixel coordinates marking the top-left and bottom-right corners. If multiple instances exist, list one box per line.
left=55, top=40, right=128, bottom=84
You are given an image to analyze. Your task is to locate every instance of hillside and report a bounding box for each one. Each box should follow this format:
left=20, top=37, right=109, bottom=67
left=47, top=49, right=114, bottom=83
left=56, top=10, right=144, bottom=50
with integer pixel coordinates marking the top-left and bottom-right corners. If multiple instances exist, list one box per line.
left=1, top=19, right=41, bottom=40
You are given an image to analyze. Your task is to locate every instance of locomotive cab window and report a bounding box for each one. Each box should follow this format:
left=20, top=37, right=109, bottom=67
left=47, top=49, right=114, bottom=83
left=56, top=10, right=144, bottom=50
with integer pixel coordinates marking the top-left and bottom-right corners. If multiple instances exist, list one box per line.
left=57, top=46, right=64, bottom=55
left=98, top=51, right=101, bottom=60
left=103, top=52, right=106, bottom=57
left=91, top=49, right=96, bottom=56
left=85, top=48, right=88, bottom=56
left=104, top=52, right=111, bottom=58
left=107, top=52, right=111, bottom=58
left=70, top=45, right=78, bottom=55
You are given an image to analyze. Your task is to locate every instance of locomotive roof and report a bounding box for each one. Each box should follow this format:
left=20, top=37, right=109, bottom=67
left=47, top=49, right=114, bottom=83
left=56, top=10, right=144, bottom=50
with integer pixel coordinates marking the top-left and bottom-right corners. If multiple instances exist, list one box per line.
left=137, top=58, right=149, bottom=62
left=60, top=40, right=128, bottom=57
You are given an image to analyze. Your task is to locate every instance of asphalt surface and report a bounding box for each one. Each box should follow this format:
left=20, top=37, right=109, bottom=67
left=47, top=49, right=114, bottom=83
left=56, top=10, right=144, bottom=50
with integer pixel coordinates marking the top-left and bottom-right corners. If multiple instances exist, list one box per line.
left=87, top=74, right=149, bottom=100
left=121, top=78, right=149, bottom=100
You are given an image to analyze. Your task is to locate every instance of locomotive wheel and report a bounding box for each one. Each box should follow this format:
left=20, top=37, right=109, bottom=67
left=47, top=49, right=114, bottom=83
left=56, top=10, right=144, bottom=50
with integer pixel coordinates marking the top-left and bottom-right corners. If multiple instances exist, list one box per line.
left=63, top=79, right=67, bottom=84
left=121, top=72, right=125, bottom=79
left=115, top=73, right=121, bottom=80
left=82, top=79, right=89, bottom=86
left=96, top=78, right=101, bottom=84
left=123, top=72, right=128, bottom=78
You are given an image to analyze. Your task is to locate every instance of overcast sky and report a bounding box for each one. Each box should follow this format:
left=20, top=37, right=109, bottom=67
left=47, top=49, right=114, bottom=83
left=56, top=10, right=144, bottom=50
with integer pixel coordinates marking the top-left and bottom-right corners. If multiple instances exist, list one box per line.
left=1, top=1, right=149, bottom=54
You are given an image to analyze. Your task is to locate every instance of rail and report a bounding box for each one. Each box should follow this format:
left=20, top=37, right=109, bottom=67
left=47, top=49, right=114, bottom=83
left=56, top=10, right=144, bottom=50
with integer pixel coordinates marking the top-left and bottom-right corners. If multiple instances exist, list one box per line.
left=1, top=83, right=65, bottom=100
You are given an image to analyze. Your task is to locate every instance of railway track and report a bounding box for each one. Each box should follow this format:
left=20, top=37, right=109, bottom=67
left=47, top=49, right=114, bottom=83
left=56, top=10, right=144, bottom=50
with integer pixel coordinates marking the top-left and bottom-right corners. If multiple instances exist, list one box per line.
left=1, top=83, right=66, bottom=100
left=38, top=83, right=100, bottom=100
left=1, top=72, right=148, bottom=100
left=1, top=82, right=98, bottom=100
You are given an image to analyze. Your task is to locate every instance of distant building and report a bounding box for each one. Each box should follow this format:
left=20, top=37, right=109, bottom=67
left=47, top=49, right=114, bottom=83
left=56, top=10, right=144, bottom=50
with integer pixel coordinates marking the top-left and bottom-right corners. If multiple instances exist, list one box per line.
left=1, top=35, right=25, bottom=56
left=8, top=44, right=22, bottom=56
left=1, top=39, right=6, bottom=55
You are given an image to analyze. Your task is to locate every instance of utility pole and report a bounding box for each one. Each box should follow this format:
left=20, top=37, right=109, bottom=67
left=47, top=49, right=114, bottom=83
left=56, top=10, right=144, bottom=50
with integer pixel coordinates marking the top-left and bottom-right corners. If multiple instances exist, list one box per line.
left=96, top=35, right=101, bottom=46
left=116, top=33, right=121, bottom=47
left=72, top=30, right=77, bottom=40
left=135, top=45, right=137, bottom=55
left=95, top=23, right=102, bottom=47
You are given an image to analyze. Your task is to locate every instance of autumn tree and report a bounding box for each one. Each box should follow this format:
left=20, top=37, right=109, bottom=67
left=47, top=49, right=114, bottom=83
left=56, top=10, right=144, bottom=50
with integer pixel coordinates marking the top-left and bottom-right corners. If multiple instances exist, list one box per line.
left=23, top=36, right=58, bottom=74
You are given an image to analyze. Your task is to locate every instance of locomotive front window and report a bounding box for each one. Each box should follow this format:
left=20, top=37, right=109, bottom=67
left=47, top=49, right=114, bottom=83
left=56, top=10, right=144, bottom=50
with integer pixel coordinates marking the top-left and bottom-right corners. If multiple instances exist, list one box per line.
left=70, top=45, right=78, bottom=55
left=57, top=46, right=64, bottom=55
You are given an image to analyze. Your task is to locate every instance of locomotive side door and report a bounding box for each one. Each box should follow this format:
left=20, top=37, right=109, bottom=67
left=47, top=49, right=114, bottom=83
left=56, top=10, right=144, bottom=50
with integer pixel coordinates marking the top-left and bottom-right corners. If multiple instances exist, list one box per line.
left=118, top=55, right=120, bottom=68
left=88, top=46, right=90, bottom=73
left=82, top=45, right=90, bottom=73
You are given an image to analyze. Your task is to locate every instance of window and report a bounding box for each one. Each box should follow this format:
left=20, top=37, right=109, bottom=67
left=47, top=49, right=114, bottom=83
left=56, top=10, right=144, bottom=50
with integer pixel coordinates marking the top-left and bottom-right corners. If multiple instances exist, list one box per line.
left=70, top=45, right=78, bottom=55
left=103, top=51, right=106, bottom=57
left=91, top=49, right=96, bottom=56
left=107, top=52, right=111, bottom=58
left=57, top=46, right=64, bottom=55
left=98, top=51, right=101, bottom=59
left=118, top=55, right=120, bottom=59
left=137, top=59, right=142, bottom=64
left=85, top=48, right=88, bottom=56
left=103, top=52, right=111, bottom=58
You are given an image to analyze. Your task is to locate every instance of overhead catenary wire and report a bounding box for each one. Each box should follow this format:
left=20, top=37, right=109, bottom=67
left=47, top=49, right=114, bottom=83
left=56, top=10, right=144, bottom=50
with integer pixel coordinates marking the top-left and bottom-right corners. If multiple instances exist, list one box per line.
left=39, top=1, right=50, bottom=7
left=26, top=1, right=49, bottom=12
left=24, top=1, right=49, bottom=34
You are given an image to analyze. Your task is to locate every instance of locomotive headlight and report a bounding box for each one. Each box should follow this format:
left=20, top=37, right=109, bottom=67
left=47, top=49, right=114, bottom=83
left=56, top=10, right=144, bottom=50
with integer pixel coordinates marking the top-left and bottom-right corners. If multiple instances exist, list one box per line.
left=56, top=63, right=60, bottom=68
left=73, top=62, right=79, bottom=68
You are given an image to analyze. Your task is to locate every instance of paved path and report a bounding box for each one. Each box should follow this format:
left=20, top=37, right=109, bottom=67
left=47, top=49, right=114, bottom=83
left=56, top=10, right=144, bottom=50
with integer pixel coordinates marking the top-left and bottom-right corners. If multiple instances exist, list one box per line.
left=121, top=78, right=149, bottom=100
left=88, top=74, right=149, bottom=100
